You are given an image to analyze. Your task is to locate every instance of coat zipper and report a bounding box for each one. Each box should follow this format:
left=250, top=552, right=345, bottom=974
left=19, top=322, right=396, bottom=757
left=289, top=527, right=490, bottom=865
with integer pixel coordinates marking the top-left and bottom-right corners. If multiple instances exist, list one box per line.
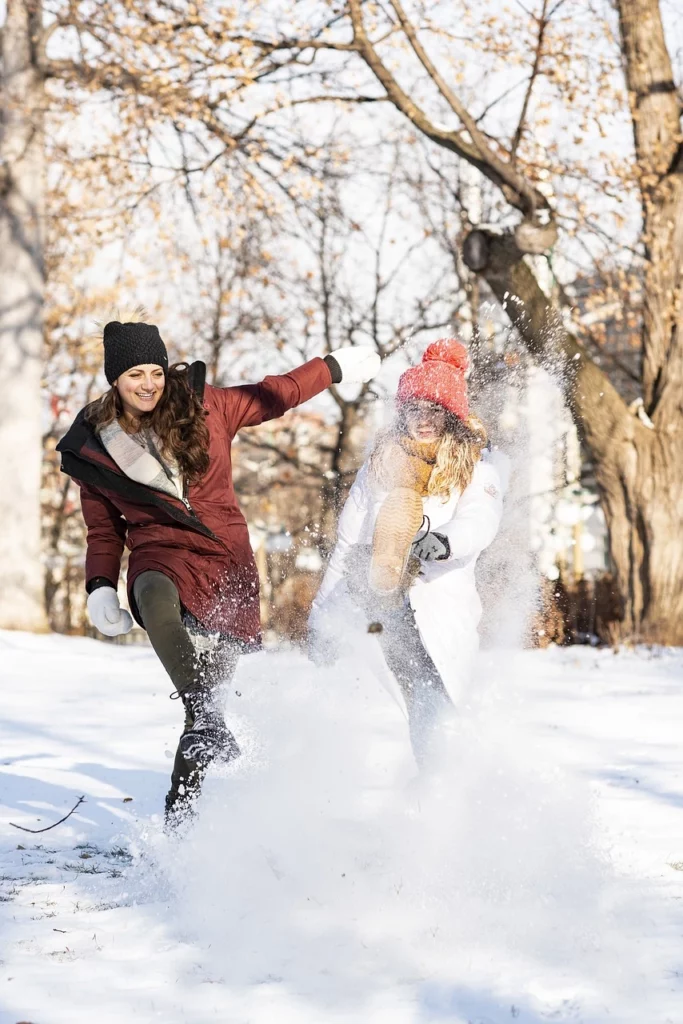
left=181, top=479, right=195, bottom=516
left=179, top=482, right=228, bottom=553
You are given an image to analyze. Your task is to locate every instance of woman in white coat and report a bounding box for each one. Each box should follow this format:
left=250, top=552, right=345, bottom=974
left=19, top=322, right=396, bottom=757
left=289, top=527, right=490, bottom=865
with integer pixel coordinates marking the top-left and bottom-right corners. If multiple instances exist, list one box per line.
left=309, top=338, right=506, bottom=766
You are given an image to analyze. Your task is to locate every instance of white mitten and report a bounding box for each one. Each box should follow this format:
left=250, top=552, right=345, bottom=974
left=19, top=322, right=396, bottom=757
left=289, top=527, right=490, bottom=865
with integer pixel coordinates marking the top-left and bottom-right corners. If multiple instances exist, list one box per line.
left=411, top=531, right=450, bottom=562
left=87, top=586, right=134, bottom=637
left=328, top=346, right=381, bottom=384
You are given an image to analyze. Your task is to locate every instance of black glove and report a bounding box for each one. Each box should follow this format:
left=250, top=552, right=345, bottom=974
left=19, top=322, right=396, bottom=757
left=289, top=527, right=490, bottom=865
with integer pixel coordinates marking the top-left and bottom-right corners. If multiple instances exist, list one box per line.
left=411, top=531, right=450, bottom=562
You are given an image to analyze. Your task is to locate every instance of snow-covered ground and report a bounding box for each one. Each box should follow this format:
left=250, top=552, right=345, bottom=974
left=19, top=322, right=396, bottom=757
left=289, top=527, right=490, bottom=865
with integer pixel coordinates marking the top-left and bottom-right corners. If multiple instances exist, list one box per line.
left=1, top=629, right=682, bottom=1023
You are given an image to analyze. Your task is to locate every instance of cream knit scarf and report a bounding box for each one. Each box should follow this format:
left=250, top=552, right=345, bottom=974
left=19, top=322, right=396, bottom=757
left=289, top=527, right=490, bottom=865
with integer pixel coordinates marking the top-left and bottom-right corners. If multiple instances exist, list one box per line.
left=99, top=419, right=183, bottom=500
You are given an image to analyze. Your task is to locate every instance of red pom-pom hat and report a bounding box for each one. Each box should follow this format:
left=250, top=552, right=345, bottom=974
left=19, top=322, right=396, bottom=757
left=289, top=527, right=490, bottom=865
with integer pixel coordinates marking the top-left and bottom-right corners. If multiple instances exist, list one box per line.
left=396, top=338, right=469, bottom=420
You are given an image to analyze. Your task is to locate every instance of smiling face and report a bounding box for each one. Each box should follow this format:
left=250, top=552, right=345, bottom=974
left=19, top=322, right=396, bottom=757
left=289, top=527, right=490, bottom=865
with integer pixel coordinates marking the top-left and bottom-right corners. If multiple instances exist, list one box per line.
left=115, top=363, right=165, bottom=424
left=402, top=399, right=448, bottom=444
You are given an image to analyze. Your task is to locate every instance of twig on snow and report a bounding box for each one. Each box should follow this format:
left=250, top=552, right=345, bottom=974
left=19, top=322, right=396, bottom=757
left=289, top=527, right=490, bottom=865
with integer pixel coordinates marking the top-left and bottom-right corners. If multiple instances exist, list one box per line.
left=10, top=796, right=86, bottom=834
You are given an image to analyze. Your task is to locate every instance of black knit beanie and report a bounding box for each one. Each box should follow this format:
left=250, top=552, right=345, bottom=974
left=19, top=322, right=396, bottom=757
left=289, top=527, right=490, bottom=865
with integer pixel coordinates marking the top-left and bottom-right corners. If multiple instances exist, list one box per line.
left=103, top=321, right=169, bottom=385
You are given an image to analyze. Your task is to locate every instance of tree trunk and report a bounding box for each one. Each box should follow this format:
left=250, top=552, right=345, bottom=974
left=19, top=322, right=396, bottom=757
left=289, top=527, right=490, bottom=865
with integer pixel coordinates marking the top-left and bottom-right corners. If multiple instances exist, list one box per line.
left=0, top=0, right=47, bottom=630
left=598, top=426, right=683, bottom=644
left=614, top=1, right=683, bottom=639
left=616, top=0, right=683, bottom=422
left=319, top=403, right=357, bottom=554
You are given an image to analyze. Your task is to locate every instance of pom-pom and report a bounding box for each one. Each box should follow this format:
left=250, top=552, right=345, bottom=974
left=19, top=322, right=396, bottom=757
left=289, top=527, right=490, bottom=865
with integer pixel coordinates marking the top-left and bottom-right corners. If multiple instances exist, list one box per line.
left=422, top=338, right=469, bottom=371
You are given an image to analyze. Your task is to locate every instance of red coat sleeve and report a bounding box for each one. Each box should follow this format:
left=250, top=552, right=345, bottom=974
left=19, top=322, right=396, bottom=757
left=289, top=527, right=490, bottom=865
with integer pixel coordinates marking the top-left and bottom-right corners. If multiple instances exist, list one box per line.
left=216, top=357, right=332, bottom=434
left=79, top=483, right=128, bottom=587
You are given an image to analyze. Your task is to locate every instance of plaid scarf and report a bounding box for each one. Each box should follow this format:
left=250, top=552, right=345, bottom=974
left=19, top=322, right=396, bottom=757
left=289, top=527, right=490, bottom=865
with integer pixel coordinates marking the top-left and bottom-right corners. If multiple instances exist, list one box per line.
left=98, top=419, right=182, bottom=500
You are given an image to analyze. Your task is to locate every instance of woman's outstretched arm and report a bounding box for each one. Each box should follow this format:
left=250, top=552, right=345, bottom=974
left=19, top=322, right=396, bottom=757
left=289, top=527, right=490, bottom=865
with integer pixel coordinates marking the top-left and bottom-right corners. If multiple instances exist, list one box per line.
left=220, top=358, right=333, bottom=433
left=216, top=348, right=381, bottom=434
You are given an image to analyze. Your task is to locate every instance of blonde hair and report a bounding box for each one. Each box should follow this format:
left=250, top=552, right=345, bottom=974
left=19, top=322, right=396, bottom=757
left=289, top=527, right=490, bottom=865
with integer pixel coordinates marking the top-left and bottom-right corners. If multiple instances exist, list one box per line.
left=369, top=412, right=488, bottom=501
left=429, top=414, right=487, bottom=500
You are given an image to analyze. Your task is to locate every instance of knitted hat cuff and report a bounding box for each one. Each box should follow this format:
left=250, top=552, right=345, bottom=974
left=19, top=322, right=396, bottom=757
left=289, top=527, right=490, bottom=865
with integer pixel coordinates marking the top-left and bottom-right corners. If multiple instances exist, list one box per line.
left=103, top=321, right=169, bottom=385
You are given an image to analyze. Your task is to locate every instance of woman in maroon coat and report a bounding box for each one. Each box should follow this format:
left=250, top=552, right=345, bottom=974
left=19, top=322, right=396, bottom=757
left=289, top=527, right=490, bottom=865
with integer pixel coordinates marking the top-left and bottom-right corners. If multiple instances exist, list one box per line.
left=57, top=318, right=380, bottom=821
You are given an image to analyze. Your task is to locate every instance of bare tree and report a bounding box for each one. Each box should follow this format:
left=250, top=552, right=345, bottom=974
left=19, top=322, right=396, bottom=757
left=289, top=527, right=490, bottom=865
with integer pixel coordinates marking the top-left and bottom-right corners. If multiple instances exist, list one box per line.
left=0, top=0, right=345, bottom=629
left=9, top=0, right=677, bottom=644
left=468, top=1, right=683, bottom=645
left=236, top=0, right=683, bottom=643
left=238, top=150, right=462, bottom=547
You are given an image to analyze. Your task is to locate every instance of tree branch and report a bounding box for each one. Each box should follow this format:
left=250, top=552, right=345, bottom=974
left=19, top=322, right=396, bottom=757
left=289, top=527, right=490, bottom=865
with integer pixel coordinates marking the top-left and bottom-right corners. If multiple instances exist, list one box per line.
left=10, top=795, right=86, bottom=834
left=241, top=35, right=359, bottom=55
left=510, top=0, right=550, bottom=160
left=463, top=230, right=630, bottom=462
left=341, top=0, right=546, bottom=223
left=34, top=17, right=69, bottom=72
left=385, top=0, right=548, bottom=216
left=42, top=57, right=141, bottom=89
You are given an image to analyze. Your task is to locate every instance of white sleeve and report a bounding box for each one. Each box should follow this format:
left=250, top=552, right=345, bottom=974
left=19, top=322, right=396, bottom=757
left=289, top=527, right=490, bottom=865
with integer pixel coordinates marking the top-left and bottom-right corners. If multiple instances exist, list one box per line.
left=438, top=456, right=506, bottom=562
left=310, top=466, right=371, bottom=620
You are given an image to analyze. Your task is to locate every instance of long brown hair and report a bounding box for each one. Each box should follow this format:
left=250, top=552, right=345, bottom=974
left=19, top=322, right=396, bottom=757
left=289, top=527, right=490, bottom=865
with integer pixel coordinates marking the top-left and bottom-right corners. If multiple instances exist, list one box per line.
left=85, top=363, right=210, bottom=482
left=370, top=405, right=487, bottom=501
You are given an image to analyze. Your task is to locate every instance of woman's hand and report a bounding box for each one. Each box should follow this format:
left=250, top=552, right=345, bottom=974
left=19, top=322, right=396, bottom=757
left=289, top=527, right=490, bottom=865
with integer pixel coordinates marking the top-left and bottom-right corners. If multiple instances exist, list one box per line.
left=411, top=531, right=450, bottom=562
left=87, top=586, right=134, bottom=637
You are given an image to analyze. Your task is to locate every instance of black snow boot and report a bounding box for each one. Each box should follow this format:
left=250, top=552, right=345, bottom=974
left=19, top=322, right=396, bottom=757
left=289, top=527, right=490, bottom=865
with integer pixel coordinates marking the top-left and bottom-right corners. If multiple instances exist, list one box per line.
left=164, top=773, right=201, bottom=830
left=178, top=687, right=241, bottom=768
left=163, top=687, right=241, bottom=829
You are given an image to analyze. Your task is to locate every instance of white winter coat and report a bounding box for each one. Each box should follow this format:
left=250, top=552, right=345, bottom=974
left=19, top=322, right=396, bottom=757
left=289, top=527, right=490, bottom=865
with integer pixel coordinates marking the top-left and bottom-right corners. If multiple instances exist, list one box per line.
left=309, top=449, right=508, bottom=704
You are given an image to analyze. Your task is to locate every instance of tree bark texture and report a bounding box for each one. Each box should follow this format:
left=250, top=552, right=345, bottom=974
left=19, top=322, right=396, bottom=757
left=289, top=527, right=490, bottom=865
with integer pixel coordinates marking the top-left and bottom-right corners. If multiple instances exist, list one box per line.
left=598, top=0, right=683, bottom=644
left=0, top=0, right=48, bottom=630
left=617, top=0, right=683, bottom=422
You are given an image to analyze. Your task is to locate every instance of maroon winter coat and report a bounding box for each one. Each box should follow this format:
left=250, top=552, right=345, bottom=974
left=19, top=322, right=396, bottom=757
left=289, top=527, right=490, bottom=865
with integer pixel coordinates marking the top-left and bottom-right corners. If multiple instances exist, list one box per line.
left=57, top=358, right=332, bottom=645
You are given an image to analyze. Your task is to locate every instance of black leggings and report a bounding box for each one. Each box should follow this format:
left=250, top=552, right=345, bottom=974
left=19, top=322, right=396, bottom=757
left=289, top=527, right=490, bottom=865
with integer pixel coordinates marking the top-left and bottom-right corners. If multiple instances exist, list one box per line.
left=378, top=604, right=452, bottom=767
left=133, top=570, right=240, bottom=811
left=133, top=570, right=239, bottom=696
